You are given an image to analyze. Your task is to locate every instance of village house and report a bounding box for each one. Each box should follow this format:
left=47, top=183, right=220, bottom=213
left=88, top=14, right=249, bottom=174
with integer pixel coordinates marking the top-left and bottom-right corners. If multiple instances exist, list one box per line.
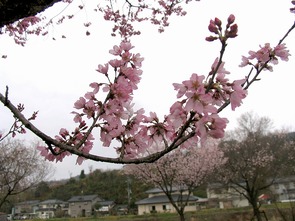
left=68, top=194, right=101, bottom=217
left=206, top=183, right=249, bottom=209
left=35, top=199, right=68, bottom=219
left=12, top=200, right=40, bottom=219
left=95, top=200, right=115, bottom=215
left=269, top=176, right=295, bottom=202
left=11, top=195, right=117, bottom=219
left=135, top=188, right=207, bottom=215
left=207, top=176, right=295, bottom=209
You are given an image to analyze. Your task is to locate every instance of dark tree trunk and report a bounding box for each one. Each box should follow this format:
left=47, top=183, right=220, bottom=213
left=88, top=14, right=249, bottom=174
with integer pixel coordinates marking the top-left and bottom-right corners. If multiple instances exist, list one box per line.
left=0, top=0, right=62, bottom=28
left=178, top=210, right=186, bottom=221
left=250, top=198, right=263, bottom=221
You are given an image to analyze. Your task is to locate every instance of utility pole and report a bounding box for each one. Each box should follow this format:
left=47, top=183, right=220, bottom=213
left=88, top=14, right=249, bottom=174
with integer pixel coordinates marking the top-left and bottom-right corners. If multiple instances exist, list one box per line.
left=126, top=177, right=132, bottom=214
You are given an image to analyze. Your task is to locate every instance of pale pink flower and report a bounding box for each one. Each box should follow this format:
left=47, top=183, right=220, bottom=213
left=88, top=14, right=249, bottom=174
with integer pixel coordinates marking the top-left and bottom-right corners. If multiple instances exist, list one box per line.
left=132, top=53, right=144, bottom=67
left=207, top=114, right=228, bottom=138
left=167, top=101, right=187, bottom=129
left=71, top=111, right=82, bottom=123
left=109, top=45, right=122, bottom=56
left=121, top=67, right=142, bottom=89
left=37, top=146, right=49, bottom=157
left=76, top=157, right=85, bottom=165
left=83, top=100, right=96, bottom=118
left=186, top=74, right=206, bottom=91
left=89, top=82, right=100, bottom=94
left=122, top=51, right=132, bottom=62
left=173, top=83, right=187, bottom=98
left=211, top=57, right=230, bottom=75
left=239, top=56, right=250, bottom=67
left=120, top=41, right=134, bottom=51
left=274, top=44, right=290, bottom=61
left=96, top=63, right=109, bottom=74
left=74, top=97, right=86, bottom=109
left=84, top=91, right=96, bottom=100
left=230, top=79, right=247, bottom=110
left=59, top=128, right=69, bottom=138
left=100, top=129, right=113, bottom=147
left=109, top=59, right=123, bottom=68
left=144, top=112, right=159, bottom=122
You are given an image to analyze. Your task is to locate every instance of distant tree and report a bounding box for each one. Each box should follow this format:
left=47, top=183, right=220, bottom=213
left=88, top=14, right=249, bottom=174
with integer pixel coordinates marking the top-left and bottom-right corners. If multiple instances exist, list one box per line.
left=79, top=170, right=86, bottom=179
left=34, top=181, right=51, bottom=199
left=124, top=139, right=225, bottom=221
left=218, top=112, right=295, bottom=221
left=0, top=139, right=53, bottom=209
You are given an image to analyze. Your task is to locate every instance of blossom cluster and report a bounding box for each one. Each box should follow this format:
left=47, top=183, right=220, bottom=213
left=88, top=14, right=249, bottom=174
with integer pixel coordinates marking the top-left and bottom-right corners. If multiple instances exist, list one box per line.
left=101, top=0, right=199, bottom=38
left=36, top=9, right=293, bottom=163
left=4, top=16, right=44, bottom=46
left=1, top=0, right=200, bottom=46
left=38, top=33, right=248, bottom=163
left=240, top=43, right=290, bottom=71
left=170, top=59, right=246, bottom=143
left=2, top=1, right=292, bottom=165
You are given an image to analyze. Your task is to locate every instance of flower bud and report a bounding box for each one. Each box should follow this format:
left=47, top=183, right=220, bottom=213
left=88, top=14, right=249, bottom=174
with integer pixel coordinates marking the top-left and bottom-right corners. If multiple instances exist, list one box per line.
left=227, top=14, right=235, bottom=25
left=208, top=20, right=219, bottom=34
left=226, top=24, right=238, bottom=38
left=205, top=36, right=218, bottom=42
left=214, top=17, right=222, bottom=27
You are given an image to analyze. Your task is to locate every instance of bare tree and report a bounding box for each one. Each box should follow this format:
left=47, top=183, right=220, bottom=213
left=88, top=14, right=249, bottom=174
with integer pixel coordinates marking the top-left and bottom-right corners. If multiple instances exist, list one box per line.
left=218, top=112, right=294, bottom=221
left=0, top=139, right=54, bottom=209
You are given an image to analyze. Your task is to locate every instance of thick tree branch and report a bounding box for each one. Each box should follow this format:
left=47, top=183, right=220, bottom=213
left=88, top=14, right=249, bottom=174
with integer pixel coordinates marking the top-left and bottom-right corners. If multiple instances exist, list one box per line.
left=0, top=0, right=62, bottom=28
left=0, top=92, right=195, bottom=164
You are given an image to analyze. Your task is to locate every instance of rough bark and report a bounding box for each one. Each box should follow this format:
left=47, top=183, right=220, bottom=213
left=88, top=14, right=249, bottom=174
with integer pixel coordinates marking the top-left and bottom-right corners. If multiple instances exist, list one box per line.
left=0, top=0, right=62, bottom=28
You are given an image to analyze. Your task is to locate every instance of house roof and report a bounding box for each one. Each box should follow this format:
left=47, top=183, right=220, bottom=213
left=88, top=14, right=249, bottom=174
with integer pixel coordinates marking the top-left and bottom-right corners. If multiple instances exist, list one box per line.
left=68, top=194, right=100, bottom=202
left=145, top=187, right=187, bottom=194
left=36, top=208, right=57, bottom=212
left=98, top=201, right=114, bottom=206
left=39, top=199, right=66, bottom=205
left=136, top=194, right=201, bottom=205
left=274, top=176, right=295, bottom=184
left=15, top=200, right=40, bottom=206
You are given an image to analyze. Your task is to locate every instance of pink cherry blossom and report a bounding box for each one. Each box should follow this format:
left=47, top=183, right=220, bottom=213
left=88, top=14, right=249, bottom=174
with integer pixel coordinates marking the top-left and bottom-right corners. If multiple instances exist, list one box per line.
left=109, top=45, right=122, bottom=56
left=211, top=57, right=230, bottom=75
left=74, top=97, right=86, bottom=109
left=274, top=43, right=290, bottom=61
left=230, top=78, right=247, bottom=110
left=89, top=82, right=101, bottom=94
left=239, top=43, right=290, bottom=70
left=120, top=41, right=134, bottom=51
left=96, top=63, right=109, bottom=74
left=109, top=59, right=123, bottom=68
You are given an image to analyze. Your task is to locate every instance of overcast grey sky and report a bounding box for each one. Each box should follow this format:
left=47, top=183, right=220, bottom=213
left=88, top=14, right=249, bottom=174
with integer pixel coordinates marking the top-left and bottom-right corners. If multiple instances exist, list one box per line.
left=1, top=0, right=295, bottom=180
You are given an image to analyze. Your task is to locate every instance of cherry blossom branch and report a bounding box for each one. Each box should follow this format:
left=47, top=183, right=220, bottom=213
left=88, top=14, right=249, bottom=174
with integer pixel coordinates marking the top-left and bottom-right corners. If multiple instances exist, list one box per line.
left=0, top=87, right=196, bottom=164
left=217, top=20, right=294, bottom=113
left=0, top=87, right=38, bottom=142
left=1, top=2, right=294, bottom=165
